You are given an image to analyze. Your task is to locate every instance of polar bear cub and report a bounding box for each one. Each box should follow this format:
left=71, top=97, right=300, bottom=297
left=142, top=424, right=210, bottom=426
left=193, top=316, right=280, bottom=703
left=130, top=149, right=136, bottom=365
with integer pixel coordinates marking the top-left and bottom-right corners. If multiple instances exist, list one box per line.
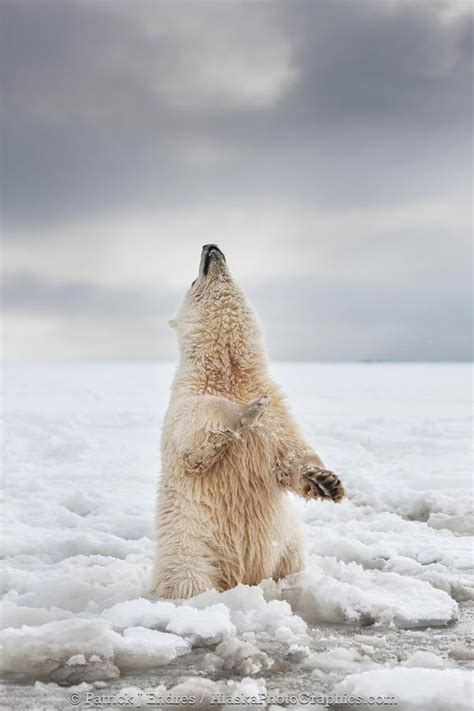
left=151, top=244, right=345, bottom=599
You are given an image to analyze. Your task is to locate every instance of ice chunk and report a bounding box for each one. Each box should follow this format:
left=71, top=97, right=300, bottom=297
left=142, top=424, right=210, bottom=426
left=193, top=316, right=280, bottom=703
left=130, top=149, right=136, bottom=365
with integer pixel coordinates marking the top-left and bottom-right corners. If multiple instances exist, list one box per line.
left=427, top=512, right=474, bottom=535
left=274, top=625, right=297, bottom=642
left=271, top=562, right=458, bottom=628
left=0, top=619, right=114, bottom=680
left=191, top=583, right=307, bottom=637
left=60, top=490, right=97, bottom=517
left=103, top=597, right=235, bottom=643
left=112, top=626, right=190, bottom=670
left=166, top=603, right=235, bottom=643
left=286, top=644, right=311, bottom=662
left=449, top=645, right=474, bottom=661
left=226, top=677, right=267, bottom=707
left=191, top=583, right=267, bottom=612
left=336, top=667, right=473, bottom=711
left=0, top=600, right=74, bottom=627
left=66, top=654, right=87, bottom=666
left=309, top=646, right=377, bottom=673
left=103, top=597, right=177, bottom=630
left=401, top=650, right=451, bottom=669
left=213, top=638, right=272, bottom=675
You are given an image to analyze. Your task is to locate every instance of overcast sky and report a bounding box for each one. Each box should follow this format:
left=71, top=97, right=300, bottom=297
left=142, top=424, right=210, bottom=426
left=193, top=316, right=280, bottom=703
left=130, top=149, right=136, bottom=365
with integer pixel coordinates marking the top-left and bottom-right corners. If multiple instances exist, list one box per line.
left=1, top=0, right=472, bottom=362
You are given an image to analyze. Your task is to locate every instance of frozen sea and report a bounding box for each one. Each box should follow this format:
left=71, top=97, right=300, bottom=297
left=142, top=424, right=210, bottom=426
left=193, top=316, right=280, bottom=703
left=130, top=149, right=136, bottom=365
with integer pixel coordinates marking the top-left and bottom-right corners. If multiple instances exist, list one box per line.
left=1, top=362, right=473, bottom=710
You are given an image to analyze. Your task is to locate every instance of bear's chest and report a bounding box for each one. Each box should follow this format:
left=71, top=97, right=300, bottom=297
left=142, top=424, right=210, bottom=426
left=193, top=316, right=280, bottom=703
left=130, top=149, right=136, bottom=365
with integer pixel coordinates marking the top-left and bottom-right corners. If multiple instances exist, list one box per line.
left=195, top=430, right=278, bottom=525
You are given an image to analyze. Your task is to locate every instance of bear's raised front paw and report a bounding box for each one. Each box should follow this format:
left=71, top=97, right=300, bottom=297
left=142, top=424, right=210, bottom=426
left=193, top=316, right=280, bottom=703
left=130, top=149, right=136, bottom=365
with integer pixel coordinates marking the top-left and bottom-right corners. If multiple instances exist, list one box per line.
left=239, top=396, right=270, bottom=428
left=302, top=466, right=345, bottom=502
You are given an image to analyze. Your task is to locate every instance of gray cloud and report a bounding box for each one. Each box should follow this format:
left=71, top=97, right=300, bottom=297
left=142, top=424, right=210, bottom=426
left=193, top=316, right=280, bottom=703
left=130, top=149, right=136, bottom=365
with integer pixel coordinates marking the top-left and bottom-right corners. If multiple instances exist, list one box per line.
left=0, top=0, right=472, bottom=361
left=1, top=271, right=178, bottom=319
left=1, top=0, right=472, bottom=226
left=253, top=275, right=471, bottom=362
left=1, top=271, right=181, bottom=361
left=3, top=213, right=471, bottom=362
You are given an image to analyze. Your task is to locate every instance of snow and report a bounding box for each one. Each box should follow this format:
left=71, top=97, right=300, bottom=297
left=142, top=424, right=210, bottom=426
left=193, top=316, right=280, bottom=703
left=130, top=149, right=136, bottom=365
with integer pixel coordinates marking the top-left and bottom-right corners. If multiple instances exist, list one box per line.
left=112, top=627, right=190, bottom=670
left=401, top=650, right=452, bottom=668
left=263, top=563, right=459, bottom=628
left=0, top=619, right=118, bottom=680
left=211, top=638, right=272, bottom=675
left=103, top=597, right=235, bottom=642
left=1, top=362, right=473, bottom=708
left=336, top=667, right=473, bottom=710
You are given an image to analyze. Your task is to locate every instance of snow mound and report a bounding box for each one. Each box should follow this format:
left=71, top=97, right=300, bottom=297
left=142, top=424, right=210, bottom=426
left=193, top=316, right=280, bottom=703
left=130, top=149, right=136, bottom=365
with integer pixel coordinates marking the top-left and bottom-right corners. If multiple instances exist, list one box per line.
left=103, top=597, right=176, bottom=629
left=103, top=597, right=235, bottom=643
left=308, top=646, right=378, bottom=674
left=401, top=651, right=452, bottom=669
left=265, top=559, right=458, bottom=628
left=112, top=627, right=190, bottom=670
left=166, top=603, right=235, bottom=642
left=209, top=637, right=272, bottom=675
left=428, top=511, right=474, bottom=536
left=0, top=619, right=116, bottom=681
left=60, top=490, right=97, bottom=517
left=191, top=584, right=307, bottom=639
left=0, top=618, right=191, bottom=681
left=336, top=667, right=474, bottom=711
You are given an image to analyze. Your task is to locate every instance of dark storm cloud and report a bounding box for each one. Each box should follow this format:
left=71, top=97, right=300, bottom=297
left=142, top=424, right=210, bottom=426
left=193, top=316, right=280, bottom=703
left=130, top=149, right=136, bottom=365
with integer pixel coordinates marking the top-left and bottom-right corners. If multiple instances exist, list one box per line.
left=1, top=0, right=472, bottom=227
left=286, top=1, right=472, bottom=124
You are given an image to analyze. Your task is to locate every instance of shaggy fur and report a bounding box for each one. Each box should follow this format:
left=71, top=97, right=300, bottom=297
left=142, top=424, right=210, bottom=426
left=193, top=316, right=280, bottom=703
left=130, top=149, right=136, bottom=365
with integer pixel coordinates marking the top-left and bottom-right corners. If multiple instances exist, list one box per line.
left=151, top=245, right=345, bottom=599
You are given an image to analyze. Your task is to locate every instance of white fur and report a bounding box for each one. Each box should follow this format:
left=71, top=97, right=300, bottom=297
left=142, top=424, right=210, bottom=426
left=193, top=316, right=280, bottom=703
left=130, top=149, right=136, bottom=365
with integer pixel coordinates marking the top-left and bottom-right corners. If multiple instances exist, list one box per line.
left=151, top=247, right=344, bottom=599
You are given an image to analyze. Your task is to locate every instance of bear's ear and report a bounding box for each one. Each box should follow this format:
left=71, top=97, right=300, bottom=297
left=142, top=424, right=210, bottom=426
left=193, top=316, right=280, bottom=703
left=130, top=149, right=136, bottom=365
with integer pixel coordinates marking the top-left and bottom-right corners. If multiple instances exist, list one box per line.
left=168, top=318, right=178, bottom=329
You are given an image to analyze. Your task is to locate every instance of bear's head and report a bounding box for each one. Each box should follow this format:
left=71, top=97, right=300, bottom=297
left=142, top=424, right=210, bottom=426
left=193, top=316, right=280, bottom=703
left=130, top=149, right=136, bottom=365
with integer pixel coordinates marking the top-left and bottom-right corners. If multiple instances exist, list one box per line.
left=171, top=245, right=267, bottom=392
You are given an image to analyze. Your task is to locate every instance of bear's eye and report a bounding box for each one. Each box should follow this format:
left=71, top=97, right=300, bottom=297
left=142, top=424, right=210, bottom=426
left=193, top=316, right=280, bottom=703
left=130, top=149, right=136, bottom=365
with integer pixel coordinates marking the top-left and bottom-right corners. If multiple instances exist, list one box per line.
left=191, top=279, right=197, bottom=287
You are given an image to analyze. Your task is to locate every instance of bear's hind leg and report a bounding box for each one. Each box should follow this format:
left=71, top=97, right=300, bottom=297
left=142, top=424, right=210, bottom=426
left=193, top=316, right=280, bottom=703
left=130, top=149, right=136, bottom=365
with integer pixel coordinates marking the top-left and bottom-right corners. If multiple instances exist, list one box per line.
left=150, top=557, right=218, bottom=599
left=150, top=572, right=213, bottom=600
left=150, top=534, right=220, bottom=600
left=272, top=542, right=305, bottom=581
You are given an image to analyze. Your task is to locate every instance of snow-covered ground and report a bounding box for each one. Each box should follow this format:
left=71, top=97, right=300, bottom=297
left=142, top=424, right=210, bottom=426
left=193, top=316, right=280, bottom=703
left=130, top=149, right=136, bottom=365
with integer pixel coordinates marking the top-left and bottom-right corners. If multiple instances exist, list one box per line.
left=1, top=362, right=473, bottom=710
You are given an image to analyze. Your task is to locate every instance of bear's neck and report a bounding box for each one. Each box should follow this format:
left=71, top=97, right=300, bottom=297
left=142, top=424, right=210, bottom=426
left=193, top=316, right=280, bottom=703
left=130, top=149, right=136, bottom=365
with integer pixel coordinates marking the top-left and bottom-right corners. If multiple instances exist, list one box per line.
left=177, top=345, right=269, bottom=400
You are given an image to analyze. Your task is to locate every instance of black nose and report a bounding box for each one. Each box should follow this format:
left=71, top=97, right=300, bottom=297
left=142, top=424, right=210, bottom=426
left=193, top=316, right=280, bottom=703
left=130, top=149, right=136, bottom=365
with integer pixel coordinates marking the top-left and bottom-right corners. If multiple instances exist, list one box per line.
left=202, top=244, right=225, bottom=259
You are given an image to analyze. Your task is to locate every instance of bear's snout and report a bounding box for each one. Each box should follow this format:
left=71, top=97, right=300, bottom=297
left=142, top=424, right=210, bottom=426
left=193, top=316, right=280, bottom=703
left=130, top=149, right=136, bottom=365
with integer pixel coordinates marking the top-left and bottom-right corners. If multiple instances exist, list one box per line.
left=202, top=244, right=226, bottom=276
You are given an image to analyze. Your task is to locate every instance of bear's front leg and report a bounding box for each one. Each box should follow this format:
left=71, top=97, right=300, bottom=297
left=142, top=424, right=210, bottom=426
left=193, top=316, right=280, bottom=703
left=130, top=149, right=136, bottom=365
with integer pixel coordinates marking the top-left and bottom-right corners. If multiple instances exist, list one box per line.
left=182, top=429, right=237, bottom=474
left=180, top=395, right=270, bottom=476
left=276, top=449, right=345, bottom=503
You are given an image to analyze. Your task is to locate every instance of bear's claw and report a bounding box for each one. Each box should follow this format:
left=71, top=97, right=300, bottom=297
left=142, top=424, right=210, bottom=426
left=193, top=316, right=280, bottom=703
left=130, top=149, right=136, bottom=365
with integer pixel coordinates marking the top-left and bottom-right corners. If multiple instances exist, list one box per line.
left=303, top=467, right=345, bottom=502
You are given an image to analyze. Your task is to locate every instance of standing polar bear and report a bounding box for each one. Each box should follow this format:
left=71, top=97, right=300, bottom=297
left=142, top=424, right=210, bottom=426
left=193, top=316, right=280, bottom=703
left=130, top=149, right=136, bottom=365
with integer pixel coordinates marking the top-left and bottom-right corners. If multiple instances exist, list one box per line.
left=151, top=245, right=345, bottom=599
